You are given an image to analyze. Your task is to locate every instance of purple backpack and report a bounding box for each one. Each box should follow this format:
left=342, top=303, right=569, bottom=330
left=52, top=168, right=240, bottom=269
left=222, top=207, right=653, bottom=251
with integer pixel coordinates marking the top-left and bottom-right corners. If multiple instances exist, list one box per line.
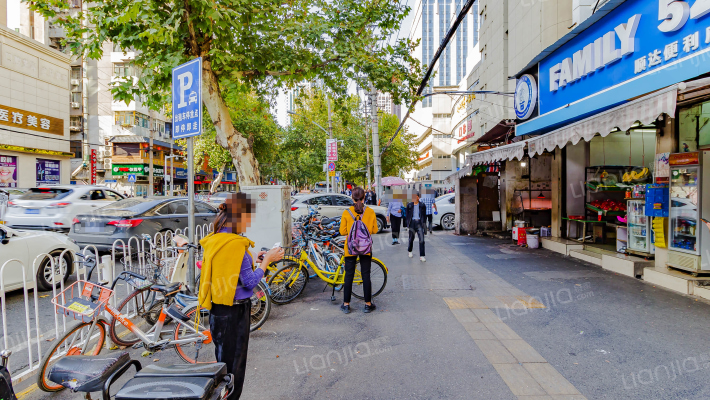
left=346, top=208, right=373, bottom=255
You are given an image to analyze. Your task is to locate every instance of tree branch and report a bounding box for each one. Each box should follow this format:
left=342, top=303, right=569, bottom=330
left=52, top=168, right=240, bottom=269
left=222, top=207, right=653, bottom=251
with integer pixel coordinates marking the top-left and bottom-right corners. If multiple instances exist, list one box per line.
left=239, top=56, right=341, bottom=77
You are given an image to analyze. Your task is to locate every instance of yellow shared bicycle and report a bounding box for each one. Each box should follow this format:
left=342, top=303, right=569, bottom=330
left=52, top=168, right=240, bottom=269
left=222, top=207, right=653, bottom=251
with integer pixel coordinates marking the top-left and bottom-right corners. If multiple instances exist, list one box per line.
left=267, top=244, right=388, bottom=304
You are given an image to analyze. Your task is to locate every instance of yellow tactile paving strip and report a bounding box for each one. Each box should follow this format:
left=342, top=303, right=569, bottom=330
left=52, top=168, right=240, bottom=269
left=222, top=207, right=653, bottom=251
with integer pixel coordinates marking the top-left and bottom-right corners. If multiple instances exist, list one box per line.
left=441, top=255, right=586, bottom=399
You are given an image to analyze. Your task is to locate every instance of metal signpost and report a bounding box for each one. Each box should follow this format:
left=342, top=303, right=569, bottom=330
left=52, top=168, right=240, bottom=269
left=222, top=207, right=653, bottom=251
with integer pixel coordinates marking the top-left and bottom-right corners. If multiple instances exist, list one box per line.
left=127, top=174, right=136, bottom=196
left=172, top=57, right=202, bottom=293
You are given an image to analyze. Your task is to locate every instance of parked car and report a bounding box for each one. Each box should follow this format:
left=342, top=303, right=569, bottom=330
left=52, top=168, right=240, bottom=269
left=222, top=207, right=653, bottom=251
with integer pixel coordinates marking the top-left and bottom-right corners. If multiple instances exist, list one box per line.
left=291, top=193, right=389, bottom=232
left=206, top=191, right=236, bottom=206
left=432, top=193, right=456, bottom=230
left=4, top=186, right=125, bottom=232
left=69, top=197, right=218, bottom=251
left=0, top=224, right=79, bottom=292
left=0, top=188, right=31, bottom=200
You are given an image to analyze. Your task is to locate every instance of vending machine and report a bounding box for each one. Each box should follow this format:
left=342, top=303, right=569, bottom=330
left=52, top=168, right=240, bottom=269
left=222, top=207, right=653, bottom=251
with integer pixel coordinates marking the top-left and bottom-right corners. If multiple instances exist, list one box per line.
left=667, top=151, right=710, bottom=273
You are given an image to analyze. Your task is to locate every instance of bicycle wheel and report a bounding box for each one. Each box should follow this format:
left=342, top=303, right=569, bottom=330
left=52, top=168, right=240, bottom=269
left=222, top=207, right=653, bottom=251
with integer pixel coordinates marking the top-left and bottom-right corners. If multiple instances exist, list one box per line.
left=174, top=306, right=215, bottom=364
left=267, top=262, right=308, bottom=304
left=250, top=282, right=271, bottom=332
left=38, top=321, right=106, bottom=392
left=352, top=258, right=388, bottom=300
left=109, top=287, right=156, bottom=347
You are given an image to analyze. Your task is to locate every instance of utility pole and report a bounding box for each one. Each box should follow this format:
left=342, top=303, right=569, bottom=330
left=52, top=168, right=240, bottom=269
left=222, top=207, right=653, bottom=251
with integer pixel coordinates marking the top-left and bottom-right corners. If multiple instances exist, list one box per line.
left=327, top=97, right=334, bottom=193
left=364, top=112, right=371, bottom=189
left=148, top=116, right=154, bottom=196
left=370, top=85, right=382, bottom=199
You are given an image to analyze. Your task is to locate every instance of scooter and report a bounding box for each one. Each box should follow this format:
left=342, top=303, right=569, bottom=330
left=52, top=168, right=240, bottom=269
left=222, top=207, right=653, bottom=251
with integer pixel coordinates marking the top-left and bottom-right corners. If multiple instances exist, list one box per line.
left=0, top=348, right=233, bottom=400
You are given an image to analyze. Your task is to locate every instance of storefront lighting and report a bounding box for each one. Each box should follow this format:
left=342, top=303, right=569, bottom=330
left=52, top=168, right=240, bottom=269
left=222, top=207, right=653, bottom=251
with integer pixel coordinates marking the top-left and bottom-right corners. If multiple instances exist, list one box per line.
left=520, top=162, right=526, bottom=167
left=537, top=192, right=545, bottom=199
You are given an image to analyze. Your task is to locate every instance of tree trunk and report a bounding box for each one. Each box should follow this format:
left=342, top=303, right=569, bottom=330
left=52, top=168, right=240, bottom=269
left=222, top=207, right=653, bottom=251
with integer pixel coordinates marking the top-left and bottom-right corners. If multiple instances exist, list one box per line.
left=210, top=164, right=225, bottom=193
left=201, top=63, right=260, bottom=186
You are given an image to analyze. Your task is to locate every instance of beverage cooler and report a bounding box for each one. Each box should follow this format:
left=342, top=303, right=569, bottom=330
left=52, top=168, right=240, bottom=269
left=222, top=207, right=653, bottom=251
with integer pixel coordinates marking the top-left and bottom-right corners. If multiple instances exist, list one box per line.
left=627, top=199, right=654, bottom=256
left=667, top=151, right=710, bottom=273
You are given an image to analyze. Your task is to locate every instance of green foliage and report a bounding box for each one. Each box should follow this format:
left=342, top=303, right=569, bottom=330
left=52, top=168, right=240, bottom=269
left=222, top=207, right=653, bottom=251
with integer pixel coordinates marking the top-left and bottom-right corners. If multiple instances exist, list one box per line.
left=278, top=88, right=416, bottom=187
left=28, top=0, right=423, bottom=110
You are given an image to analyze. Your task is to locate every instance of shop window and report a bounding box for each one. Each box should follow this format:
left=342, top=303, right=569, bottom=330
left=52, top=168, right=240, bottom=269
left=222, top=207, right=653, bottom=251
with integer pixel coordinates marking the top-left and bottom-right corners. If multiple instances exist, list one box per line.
left=678, top=101, right=710, bottom=150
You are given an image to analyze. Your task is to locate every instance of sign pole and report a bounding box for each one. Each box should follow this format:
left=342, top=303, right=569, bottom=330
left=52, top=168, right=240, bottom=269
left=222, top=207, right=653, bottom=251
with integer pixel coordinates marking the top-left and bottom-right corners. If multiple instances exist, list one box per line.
left=187, top=137, right=196, bottom=293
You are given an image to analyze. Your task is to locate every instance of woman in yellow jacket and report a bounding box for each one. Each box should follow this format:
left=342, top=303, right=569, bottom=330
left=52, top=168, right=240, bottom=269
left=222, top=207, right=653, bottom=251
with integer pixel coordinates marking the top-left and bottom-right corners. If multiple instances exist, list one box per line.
left=198, top=193, right=283, bottom=400
left=339, top=187, right=379, bottom=314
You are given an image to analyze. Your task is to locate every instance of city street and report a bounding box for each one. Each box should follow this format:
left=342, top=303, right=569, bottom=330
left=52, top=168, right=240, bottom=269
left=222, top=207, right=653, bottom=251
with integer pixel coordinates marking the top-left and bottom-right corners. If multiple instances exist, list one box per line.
left=13, top=230, right=710, bottom=399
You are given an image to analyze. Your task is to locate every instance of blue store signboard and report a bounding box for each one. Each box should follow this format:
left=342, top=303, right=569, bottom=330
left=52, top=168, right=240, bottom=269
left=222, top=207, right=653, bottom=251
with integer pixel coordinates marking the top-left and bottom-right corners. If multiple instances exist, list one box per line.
left=36, top=159, right=60, bottom=186
left=520, top=0, right=710, bottom=136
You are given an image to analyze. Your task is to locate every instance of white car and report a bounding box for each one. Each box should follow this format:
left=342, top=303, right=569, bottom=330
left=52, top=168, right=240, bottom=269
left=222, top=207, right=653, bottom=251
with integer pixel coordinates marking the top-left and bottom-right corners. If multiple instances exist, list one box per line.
left=0, top=224, right=79, bottom=292
left=291, top=193, right=390, bottom=232
left=432, top=193, right=456, bottom=230
left=4, top=185, right=124, bottom=232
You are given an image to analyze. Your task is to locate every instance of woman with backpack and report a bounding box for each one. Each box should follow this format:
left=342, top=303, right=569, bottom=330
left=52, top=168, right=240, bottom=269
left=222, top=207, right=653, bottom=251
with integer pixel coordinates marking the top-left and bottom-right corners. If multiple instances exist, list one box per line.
left=339, top=187, right=379, bottom=314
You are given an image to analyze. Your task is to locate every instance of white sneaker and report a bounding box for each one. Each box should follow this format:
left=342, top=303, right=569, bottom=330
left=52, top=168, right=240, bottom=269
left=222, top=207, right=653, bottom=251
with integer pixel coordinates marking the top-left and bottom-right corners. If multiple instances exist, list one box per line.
left=420, top=257, right=426, bottom=262
left=408, top=252, right=413, bottom=258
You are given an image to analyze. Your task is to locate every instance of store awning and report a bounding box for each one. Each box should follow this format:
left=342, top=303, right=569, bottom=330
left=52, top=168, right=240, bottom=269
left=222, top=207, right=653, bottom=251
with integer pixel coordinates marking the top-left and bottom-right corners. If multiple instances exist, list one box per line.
left=475, top=122, right=515, bottom=144
left=528, top=85, right=678, bottom=157
left=445, top=141, right=526, bottom=182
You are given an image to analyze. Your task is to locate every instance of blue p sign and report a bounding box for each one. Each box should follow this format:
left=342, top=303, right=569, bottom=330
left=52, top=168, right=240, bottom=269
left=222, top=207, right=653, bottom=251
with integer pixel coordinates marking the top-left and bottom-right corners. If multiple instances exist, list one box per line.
left=172, top=58, right=202, bottom=139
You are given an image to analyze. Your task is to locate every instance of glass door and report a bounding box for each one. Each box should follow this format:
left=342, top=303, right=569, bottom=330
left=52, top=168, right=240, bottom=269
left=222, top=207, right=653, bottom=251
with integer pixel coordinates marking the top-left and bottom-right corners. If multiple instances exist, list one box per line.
left=627, top=200, right=649, bottom=252
left=669, top=166, right=700, bottom=254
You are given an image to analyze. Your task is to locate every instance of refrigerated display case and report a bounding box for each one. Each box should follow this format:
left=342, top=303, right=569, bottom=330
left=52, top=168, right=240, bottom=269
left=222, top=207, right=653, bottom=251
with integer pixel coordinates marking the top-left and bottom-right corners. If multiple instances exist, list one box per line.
left=627, top=199, right=654, bottom=256
left=667, top=151, right=709, bottom=273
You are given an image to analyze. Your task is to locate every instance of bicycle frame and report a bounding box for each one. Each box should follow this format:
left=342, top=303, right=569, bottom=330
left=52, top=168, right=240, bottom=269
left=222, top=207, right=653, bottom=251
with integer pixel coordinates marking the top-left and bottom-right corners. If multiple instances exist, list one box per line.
left=105, top=302, right=207, bottom=347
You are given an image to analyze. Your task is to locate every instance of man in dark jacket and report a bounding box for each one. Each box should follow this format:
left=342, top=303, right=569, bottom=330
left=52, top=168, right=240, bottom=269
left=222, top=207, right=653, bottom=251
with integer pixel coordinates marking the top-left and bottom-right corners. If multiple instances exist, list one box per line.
left=406, top=192, right=428, bottom=262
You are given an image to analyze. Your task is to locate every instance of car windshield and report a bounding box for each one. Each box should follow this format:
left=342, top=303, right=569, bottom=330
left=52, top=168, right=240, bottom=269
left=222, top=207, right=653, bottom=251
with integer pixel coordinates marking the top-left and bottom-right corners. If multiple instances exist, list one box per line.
left=19, top=188, right=72, bottom=200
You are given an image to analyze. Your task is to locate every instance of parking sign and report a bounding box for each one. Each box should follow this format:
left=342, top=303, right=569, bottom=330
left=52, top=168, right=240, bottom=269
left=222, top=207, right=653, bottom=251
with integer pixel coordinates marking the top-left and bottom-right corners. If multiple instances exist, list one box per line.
left=172, top=58, right=202, bottom=139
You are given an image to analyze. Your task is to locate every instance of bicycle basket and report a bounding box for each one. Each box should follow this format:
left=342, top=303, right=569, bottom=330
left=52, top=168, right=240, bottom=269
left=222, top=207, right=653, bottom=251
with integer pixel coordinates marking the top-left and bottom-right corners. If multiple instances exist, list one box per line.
left=52, top=281, right=114, bottom=323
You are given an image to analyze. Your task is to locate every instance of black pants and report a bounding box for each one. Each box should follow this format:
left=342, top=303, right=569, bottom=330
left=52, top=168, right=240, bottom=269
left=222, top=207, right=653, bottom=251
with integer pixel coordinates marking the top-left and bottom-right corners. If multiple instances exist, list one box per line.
left=425, top=214, right=433, bottom=232
left=210, top=301, right=251, bottom=400
left=390, top=215, right=402, bottom=240
left=408, top=219, right=426, bottom=256
left=343, top=255, right=372, bottom=304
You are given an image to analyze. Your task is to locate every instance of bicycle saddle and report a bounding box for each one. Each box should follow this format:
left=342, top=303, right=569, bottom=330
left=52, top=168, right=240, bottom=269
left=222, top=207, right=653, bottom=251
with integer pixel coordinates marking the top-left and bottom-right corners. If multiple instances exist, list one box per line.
left=47, top=351, right=132, bottom=393
left=320, top=218, right=336, bottom=224
left=150, top=282, right=182, bottom=294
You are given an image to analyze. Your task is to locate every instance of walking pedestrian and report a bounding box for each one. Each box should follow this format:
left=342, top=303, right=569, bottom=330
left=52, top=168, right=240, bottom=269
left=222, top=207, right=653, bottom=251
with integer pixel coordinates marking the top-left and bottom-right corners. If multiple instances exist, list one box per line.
left=387, top=193, right=403, bottom=245
left=406, top=192, right=427, bottom=262
left=339, top=187, right=378, bottom=314
left=198, top=193, right=284, bottom=400
left=420, top=191, right=437, bottom=234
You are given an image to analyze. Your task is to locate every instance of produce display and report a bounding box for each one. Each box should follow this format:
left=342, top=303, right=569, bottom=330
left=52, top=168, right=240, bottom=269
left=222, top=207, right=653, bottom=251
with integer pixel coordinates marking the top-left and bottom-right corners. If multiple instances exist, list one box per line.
left=589, top=199, right=627, bottom=212
left=622, top=168, right=650, bottom=183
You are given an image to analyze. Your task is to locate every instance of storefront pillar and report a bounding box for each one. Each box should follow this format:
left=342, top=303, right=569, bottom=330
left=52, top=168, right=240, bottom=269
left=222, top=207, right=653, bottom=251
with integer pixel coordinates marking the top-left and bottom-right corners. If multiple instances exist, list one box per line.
left=655, top=116, right=676, bottom=269
left=456, top=176, right=477, bottom=235
left=551, top=148, right=563, bottom=237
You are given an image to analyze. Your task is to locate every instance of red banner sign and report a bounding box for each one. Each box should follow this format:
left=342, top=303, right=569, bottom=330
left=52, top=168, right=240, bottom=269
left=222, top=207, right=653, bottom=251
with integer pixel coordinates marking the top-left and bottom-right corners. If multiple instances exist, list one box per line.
left=90, top=149, right=97, bottom=184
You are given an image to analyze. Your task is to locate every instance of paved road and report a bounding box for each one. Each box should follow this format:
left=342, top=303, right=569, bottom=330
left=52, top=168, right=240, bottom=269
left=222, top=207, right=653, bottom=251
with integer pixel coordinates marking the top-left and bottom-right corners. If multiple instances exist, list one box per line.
left=15, top=229, right=710, bottom=399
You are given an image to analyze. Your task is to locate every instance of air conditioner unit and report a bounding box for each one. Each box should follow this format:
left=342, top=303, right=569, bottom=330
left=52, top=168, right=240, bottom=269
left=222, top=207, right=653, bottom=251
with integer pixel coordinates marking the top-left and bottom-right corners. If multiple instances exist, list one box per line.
left=101, top=149, right=111, bottom=158
left=71, top=79, right=80, bottom=86
left=103, top=159, right=111, bottom=169
left=70, top=102, right=80, bottom=108
left=70, top=125, right=81, bottom=132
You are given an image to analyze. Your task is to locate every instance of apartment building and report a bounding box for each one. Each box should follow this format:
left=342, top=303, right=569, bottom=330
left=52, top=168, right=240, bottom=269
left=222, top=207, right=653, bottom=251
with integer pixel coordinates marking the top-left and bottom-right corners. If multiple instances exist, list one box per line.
left=377, top=91, right=401, bottom=121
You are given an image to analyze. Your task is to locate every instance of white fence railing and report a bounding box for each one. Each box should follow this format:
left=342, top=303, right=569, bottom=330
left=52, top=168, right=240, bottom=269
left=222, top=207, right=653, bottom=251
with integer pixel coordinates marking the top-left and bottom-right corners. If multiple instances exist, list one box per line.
left=0, top=223, right=210, bottom=383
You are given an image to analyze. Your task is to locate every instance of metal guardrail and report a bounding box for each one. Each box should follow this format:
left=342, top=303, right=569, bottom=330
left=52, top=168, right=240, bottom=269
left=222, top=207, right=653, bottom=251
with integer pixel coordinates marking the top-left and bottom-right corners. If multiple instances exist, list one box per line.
left=0, top=223, right=211, bottom=383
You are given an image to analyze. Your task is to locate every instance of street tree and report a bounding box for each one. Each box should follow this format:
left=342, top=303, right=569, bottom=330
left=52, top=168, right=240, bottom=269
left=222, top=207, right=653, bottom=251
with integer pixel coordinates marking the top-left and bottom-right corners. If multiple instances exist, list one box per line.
left=29, top=0, right=422, bottom=185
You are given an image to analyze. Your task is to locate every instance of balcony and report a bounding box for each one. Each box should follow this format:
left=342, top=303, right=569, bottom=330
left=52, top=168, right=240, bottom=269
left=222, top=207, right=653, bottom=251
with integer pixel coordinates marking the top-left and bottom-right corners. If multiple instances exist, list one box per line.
left=111, top=52, right=136, bottom=63
left=48, top=25, right=65, bottom=39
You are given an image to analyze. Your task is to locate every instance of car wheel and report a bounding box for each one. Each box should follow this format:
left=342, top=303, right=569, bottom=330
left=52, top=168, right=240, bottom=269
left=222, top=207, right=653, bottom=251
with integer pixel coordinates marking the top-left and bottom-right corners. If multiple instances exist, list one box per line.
left=376, top=217, right=385, bottom=233
left=441, top=213, right=455, bottom=230
left=36, top=250, right=72, bottom=291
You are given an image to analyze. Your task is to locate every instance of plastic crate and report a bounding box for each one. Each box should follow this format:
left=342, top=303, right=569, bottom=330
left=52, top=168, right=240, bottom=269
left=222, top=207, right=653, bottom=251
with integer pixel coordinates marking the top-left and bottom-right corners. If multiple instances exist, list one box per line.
left=645, top=184, right=669, bottom=217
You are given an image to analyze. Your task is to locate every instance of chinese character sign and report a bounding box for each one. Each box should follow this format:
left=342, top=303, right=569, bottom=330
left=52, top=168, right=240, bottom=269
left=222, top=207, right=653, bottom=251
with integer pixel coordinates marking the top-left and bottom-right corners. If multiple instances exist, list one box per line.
left=172, top=58, right=202, bottom=139
left=36, top=159, right=60, bottom=186
left=0, top=156, right=18, bottom=188
left=0, top=104, right=63, bottom=135
left=91, top=149, right=97, bottom=185
left=326, top=139, right=338, bottom=161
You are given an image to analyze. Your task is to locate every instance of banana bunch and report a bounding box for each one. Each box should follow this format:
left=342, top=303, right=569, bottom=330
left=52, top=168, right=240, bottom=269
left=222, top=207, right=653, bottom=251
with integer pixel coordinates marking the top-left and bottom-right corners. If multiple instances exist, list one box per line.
left=623, top=168, right=649, bottom=183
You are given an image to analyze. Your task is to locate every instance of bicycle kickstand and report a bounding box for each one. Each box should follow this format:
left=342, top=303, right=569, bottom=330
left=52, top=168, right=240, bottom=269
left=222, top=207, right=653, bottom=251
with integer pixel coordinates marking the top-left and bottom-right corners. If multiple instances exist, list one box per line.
left=330, top=284, right=336, bottom=302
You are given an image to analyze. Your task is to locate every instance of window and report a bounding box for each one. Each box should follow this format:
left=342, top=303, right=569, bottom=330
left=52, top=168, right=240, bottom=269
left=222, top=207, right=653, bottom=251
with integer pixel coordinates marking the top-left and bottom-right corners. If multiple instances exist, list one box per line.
left=20, top=188, right=72, bottom=200
left=169, top=200, right=189, bottom=214
left=82, top=190, right=107, bottom=201
left=113, top=63, right=133, bottom=77
left=333, top=196, right=354, bottom=206
left=70, top=140, right=82, bottom=159
left=71, top=67, right=81, bottom=80
left=307, top=196, right=332, bottom=206
left=195, top=203, right=217, bottom=214
left=104, top=191, right=123, bottom=201
left=156, top=204, right=174, bottom=215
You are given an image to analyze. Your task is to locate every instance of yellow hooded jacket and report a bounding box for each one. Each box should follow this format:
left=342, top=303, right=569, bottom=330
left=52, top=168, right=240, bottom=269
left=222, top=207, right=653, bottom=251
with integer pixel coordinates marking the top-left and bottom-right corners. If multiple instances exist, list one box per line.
left=198, top=232, right=255, bottom=310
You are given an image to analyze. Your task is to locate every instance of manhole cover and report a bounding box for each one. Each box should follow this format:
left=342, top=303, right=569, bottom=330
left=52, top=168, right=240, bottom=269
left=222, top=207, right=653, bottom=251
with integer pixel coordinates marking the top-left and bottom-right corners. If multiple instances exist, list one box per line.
left=402, top=275, right=472, bottom=290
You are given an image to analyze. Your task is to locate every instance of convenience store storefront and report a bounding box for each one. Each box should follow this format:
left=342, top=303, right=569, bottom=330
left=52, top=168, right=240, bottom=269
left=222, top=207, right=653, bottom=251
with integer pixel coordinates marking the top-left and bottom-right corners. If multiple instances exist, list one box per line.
left=111, top=164, right=164, bottom=197
left=512, top=0, right=710, bottom=281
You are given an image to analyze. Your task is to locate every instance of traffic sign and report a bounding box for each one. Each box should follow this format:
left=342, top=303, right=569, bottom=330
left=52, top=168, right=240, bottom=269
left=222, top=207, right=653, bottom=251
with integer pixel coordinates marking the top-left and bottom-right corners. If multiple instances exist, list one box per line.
left=335, top=176, right=340, bottom=182
left=127, top=174, right=137, bottom=183
left=328, top=162, right=336, bottom=172
left=326, top=139, right=338, bottom=161
left=329, top=171, right=336, bottom=177
left=172, top=58, right=202, bottom=139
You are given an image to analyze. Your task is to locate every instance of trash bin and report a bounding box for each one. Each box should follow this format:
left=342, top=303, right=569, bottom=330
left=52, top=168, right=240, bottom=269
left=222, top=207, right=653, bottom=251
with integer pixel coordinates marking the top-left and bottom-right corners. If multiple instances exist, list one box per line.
left=526, top=229, right=540, bottom=248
